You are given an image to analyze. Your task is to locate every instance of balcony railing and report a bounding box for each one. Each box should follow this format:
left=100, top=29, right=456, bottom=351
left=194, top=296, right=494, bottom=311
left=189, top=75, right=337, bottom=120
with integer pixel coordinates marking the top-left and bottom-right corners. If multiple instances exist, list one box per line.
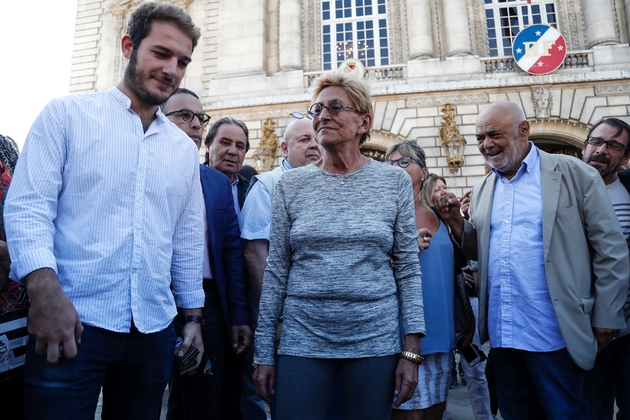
left=304, top=64, right=406, bottom=87
left=481, top=50, right=593, bottom=74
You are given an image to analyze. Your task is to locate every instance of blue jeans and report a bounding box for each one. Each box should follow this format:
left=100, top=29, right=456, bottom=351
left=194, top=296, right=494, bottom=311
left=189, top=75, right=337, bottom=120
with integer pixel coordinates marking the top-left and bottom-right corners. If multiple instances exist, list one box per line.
left=24, top=322, right=175, bottom=420
left=275, top=355, right=398, bottom=420
left=490, top=347, right=588, bottom=420
left=585, top=334, right=630, bottom=420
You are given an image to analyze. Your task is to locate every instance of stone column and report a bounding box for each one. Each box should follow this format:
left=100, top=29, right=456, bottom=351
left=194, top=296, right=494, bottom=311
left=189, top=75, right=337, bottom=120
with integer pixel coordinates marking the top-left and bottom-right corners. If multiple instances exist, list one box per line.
left=278, top=0, right=302, bottom=70
left=442, top=0, right=472, bottom=56
left=625, top=0, right=630, bottom=42
left=217, top=0, right=266, bottom=74
left=407, top=0, right=433, bottom=59
left=582, top=0, right=617, bottom=48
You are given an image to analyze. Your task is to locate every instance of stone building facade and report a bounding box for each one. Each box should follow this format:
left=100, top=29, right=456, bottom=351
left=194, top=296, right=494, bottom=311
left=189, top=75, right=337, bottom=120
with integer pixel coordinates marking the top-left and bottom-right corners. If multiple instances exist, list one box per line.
left=70, top=0, right=630, bottom=196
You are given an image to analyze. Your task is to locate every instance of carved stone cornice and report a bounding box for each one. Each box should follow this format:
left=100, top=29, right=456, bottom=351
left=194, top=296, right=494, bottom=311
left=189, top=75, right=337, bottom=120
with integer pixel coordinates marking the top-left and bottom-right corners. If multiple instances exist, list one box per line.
left=406, top=93, right=488, bottom=106
left=595, top=83, right=630, bottom=94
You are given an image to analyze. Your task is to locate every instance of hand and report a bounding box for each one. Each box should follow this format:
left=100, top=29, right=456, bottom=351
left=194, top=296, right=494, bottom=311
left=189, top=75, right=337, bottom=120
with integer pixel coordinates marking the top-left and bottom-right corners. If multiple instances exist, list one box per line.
left=461, top=266, right=476, bottom=290
left=416, top=228, right=433, bottom=254
left=179, top=318, right=204, bottom=375
left=393, top=358, right=418, bottom=407
left=434, top=192, right=465, bottom=243
left=253, top=364, right=276, bottom=403
left=25, top=268, right=83, bottom=363
left=460, top=190, right=472, bottom=220
left=231, top=324, right=253, bottom=355
left=594, top=327, right=619, bottom=346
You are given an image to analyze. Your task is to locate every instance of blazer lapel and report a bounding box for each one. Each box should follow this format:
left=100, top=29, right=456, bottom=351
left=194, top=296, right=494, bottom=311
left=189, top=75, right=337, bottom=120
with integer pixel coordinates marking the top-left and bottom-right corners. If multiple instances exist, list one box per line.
left=539, top=152, right=561, bottom=262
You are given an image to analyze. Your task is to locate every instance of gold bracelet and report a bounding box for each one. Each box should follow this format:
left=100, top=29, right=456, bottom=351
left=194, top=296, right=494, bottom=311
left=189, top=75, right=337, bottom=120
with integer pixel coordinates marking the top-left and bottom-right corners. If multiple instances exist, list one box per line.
left=400, top=349, right=424, bottom=365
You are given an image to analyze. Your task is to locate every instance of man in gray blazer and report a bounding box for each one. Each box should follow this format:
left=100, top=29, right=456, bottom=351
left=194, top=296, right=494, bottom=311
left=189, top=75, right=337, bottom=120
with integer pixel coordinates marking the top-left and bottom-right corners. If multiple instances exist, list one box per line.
left=436, top=101, right=629, bottom=420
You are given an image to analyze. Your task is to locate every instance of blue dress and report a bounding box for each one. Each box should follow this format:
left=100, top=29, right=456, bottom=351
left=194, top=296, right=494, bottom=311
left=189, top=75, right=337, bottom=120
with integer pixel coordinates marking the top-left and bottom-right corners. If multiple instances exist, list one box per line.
left=419, top=220, right=456, bottom=355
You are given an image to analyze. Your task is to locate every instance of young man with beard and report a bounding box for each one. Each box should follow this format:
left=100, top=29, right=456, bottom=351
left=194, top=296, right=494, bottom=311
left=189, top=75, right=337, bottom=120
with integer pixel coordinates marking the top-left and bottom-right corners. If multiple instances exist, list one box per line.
left=581, top=117, right=630, bottom=420
left=4, top=4, right=205, bottom=419
left=162, top=88, right=252, bottom=420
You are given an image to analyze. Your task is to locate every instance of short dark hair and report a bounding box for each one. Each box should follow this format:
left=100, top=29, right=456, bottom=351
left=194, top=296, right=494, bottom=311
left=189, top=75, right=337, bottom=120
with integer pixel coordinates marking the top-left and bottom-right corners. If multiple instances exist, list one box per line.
left=160, top=88, right=199, bottom=111
left=585, top=118, right=630, bottom=156
left=126, top=2, right=201, bottom=51
left=204, top=117, right=250, bottom=152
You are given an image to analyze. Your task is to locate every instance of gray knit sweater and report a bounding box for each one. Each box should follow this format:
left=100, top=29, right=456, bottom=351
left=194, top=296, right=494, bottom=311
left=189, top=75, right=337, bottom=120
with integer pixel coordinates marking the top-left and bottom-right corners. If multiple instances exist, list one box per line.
left=254, top=159, right=425, bottom=365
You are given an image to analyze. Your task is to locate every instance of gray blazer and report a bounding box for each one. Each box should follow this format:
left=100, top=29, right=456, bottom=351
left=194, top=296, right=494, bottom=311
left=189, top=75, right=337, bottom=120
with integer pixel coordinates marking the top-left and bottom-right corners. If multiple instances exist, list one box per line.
left=461, top=148, right=629, bottom=370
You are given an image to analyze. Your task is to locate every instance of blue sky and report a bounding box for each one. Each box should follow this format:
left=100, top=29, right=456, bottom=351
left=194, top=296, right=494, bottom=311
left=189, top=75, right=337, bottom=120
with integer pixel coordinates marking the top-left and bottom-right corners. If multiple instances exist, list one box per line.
left=0, top=1, right=78, bottom=149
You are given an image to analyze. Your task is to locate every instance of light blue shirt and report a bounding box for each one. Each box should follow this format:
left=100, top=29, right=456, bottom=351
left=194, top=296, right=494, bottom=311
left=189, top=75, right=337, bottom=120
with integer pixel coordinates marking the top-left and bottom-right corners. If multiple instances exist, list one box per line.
left=240, top=160, right=293, bottom=240
left=5, top=87, right=205, bottom=334
left=487, top=144, right=564, bottom=351
left=231, top=176, right=242, bottom=225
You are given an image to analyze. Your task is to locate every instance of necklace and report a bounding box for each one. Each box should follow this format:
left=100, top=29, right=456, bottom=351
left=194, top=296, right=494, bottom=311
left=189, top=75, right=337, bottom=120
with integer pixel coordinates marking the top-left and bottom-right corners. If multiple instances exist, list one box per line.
left=323, top=157, right=366, bottom=184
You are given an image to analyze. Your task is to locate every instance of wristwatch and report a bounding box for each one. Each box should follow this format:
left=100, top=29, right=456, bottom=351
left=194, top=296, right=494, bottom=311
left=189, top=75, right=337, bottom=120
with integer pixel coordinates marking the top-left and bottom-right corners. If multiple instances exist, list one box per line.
left=184, top=315, right=205, bottom=326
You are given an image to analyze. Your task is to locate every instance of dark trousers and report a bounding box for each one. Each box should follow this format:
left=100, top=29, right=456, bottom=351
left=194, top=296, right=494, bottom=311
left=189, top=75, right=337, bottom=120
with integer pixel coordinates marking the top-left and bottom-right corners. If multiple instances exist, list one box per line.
left=24, top=322, right=175, bottom=420
left=167, top=280, right=244, bottom=420
left=585, top=334, right=630, bottom=420
left=491, top=347, right=588, bottom=420
left=275, top=354, right=398, bottom=420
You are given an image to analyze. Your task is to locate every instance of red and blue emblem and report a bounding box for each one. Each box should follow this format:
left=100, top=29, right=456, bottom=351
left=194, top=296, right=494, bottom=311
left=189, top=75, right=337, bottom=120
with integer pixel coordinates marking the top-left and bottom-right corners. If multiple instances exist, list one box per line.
left=513, top=24, right=566, bottom=75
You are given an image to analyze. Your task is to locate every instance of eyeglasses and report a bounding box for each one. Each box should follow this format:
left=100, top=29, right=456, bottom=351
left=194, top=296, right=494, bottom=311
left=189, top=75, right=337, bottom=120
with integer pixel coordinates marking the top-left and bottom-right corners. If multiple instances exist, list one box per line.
left=164, top=108, right=211, bottom=126
left=586, top=136, right=627, bottom=152
left=386, top=156, right=425, bottom=169
left=289, top=112, right=313, bottom=120
left=308, top=100, right=364, bottom=118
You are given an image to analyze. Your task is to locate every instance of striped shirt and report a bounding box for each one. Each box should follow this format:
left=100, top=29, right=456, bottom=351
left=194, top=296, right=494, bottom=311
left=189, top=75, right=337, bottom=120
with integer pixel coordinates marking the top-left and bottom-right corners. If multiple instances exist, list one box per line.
left=4, top=87, right=205, bottom=334
left=607, top=178, right=630, bottom=337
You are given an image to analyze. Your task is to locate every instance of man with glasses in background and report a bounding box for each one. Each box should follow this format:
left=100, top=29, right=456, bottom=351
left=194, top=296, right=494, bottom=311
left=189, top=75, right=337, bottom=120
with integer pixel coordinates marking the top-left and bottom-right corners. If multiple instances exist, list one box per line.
left=239, top=113, right=321, bottom=419
left=162, top=88, right=251, bottom=420
left=581, top=117, right=630, bottom=420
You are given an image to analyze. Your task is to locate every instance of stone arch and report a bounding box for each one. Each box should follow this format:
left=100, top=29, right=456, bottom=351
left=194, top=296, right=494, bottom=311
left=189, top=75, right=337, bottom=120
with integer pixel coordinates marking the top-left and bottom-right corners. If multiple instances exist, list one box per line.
left=528, top=119, right=589, bottom=156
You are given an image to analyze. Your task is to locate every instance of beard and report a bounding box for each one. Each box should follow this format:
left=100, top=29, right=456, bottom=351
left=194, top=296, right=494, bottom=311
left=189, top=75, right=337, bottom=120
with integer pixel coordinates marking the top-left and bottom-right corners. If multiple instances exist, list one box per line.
left=123, top=48, right=175, bottom=106
left=586, top=154, right=614, bottom=179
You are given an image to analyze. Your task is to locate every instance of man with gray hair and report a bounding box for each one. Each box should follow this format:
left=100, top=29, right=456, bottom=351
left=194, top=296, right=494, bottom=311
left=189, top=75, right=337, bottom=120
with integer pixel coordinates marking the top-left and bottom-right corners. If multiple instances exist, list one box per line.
left=435, top=101, right=628, bottom=420
left=4, top=4, right=205, bottom=418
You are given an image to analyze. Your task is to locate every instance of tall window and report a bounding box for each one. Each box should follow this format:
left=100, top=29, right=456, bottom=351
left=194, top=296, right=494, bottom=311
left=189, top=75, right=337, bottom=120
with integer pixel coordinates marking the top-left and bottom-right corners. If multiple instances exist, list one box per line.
left=322, top=0, right=390, bottom=70
left=484, top=0, right=558, bottom=57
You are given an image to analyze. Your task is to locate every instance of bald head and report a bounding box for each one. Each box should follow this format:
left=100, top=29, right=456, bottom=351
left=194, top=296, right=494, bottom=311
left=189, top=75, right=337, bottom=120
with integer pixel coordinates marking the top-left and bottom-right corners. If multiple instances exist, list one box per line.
left=282, top=117, right=321, bottom=168
left=476, top=101, right=531, bottom=179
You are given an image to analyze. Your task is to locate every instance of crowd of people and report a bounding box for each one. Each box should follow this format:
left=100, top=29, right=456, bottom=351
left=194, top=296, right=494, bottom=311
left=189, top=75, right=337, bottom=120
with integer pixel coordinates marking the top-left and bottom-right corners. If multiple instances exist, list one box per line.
left=0, top=2, right=629, bottom=420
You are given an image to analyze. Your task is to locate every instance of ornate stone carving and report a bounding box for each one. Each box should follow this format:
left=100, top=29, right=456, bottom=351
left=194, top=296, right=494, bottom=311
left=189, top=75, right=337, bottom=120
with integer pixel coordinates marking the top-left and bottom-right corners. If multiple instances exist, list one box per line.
left=469, top=0, right=486, bottom=56
left=389, top=0, right=404, bottom=64
left=303, top=0, right=320, bottom=71
left=532, top=86, right=553, bottom=118
left=406, top=93, right=488, bottom=106
left=595, top=83, right=630, bottom=94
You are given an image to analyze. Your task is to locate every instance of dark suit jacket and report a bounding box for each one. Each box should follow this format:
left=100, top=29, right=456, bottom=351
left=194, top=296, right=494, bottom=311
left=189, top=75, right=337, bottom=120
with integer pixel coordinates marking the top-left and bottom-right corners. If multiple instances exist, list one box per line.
left=200, top=164, right=249, bottom=329
left=236, top=173, right=249, bottom=210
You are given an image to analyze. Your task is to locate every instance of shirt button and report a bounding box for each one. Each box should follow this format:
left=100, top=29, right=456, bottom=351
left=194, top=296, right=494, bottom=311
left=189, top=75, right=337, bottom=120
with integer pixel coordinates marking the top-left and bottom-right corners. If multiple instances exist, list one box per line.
left=503, top=281, right=507, bottom=285
left=506, top=201, right=511, bottom=205
left=503, top=239, right=507, bottom=244
left=504, top=219, right=509, bottom=224
left=508, top=183, right=512, bottom=187
left=501, top=260, right=506, bottom=264
left=131, top=269, right=136, bottom=274
left=503, top=302, right=508, bottom=306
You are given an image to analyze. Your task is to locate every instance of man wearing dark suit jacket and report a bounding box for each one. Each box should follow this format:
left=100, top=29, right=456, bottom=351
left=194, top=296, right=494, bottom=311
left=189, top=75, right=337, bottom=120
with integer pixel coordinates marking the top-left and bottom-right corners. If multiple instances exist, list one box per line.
left=436, top=102, right=629, bottom=420
left=163, top=89, right=251, bottom=419
left=205, top=117, right=250, bottom=222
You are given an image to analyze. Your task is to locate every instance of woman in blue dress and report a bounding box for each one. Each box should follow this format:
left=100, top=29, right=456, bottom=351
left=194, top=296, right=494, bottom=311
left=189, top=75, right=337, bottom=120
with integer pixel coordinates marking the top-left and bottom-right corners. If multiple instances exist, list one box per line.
left=387, top=141, right=457, bottom=420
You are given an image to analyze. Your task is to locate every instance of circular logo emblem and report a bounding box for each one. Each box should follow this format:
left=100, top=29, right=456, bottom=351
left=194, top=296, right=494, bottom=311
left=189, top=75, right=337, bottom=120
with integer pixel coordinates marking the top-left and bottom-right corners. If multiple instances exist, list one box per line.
left=513, top=24, right=567, bottom=75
